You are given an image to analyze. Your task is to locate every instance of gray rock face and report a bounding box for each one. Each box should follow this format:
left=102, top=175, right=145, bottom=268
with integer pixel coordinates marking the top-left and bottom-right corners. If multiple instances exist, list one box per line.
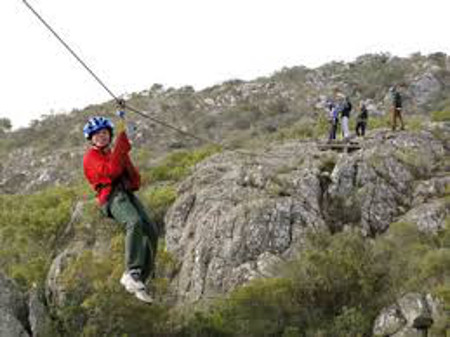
left=46, top=245, right=86, bottom=309
left=166, top=144, right=327, bottom=301
left=0, top=311, right=30, bottom=337
left=45, top=201, right=115, bottom=311
left=412, top=176, right=450, bottom=207
left=0, top=273, right=30, bottom=337
left=399, top=199, right=450, bottom=233
left=0, top=147, right=83, bottom=194
left=327, top=130, right=444, bottom=235
left=28, top=288, right=58, bottom=337
left=397, top=293, right=433, bottom=329
left=374, top=293, right=434, bottom=337
left=373, top=304, right=406, bottom=336
left=410, top=72, right=443, bottom=108
left=166, top=130, right=447, bottom=301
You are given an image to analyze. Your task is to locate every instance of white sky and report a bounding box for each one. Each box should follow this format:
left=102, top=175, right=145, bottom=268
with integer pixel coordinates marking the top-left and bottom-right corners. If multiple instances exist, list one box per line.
left=1, top=0, right=449, bottom=129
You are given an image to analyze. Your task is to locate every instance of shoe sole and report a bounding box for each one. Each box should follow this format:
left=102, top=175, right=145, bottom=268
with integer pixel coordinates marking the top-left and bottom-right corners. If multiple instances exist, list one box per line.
left=135, top=290, right=153, bottom=304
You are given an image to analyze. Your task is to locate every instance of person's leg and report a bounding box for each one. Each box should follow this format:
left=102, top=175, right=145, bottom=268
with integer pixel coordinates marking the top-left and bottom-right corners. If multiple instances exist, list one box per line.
left=397, top=108, right=405, bottom=130
left=355, top=120, right=362, bottom=137
left=127, top=193, right=159, bottom=282
left=333, top=120, right=338, bottom=140
left=361, top=121, right=366, bottom=136
left=329, top=121, right=334, bottom=140
left=343, top=116, right=349, bottom=139
left=109, top=191, right=147, bottom=275
left=391, top=106, right=397, bottom=131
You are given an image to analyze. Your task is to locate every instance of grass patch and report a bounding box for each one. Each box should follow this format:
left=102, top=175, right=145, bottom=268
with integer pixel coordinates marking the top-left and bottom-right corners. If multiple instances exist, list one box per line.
left=142, top=145, right=221, bottom=183
left=140, top=185, right=178, bottom=229
left=432, top=111, right=450, bottom=122
left=0, top=186, right=77, bottom=288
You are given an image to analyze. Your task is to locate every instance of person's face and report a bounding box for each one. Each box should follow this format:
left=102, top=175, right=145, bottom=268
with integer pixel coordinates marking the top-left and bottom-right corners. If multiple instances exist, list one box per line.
left=91, top=128, right=111, bottom=148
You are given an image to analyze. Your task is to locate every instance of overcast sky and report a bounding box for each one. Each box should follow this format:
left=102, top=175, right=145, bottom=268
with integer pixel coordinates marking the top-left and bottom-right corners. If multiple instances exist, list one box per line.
left=1, top=0, right=449, bottom=129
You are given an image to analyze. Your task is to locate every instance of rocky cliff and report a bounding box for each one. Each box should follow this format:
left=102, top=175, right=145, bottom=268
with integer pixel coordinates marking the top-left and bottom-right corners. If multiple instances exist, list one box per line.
left=1, top=124, right=448, bottom=336
left=165, top=126, right=449, bottom=302
left=1, top=53, right=450, bottom=337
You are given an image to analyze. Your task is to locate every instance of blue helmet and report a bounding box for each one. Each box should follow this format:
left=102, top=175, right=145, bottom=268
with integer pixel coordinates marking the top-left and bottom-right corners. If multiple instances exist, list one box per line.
left=83, top=116, right=114, bottom=140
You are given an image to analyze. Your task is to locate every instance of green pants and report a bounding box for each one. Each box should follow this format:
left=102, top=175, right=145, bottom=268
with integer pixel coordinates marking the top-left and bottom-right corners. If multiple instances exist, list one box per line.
left=104, top=190, right=158, bottom=282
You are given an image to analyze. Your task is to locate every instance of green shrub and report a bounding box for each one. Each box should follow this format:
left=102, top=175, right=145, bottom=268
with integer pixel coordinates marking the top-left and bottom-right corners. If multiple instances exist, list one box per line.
left=140, top=185, right=177, bottom=228
left=432, top=111, right=450, bottom=122
left=272, top=119, right=316, bottom=141
left=407, top=115, right=426, bottom=131
left=394, top=148, right=432, bottom=178
left=0, top=186, right=77, bottom=287
left=59, top=235, right=173, bottom=337
left=180, top=222, right=450, bottom=337
left=368, top=115, right=390, bottom=130
left=180, top=230, right=391, bottom=337
left=142, top=145, right=221, bottom=183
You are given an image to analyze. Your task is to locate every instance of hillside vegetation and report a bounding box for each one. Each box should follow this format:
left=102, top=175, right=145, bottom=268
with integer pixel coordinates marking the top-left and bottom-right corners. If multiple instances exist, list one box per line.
left=1, top=52, right=450, bottom=337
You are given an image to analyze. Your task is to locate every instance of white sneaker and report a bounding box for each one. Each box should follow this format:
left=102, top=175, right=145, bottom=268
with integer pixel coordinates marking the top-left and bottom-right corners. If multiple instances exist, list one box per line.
left=134, top=289, right=154, bottom=304
left=120, top=270, right=145, bottom=293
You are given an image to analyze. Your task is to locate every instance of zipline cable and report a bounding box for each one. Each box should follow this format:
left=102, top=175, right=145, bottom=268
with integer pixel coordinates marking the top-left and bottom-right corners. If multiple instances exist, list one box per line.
left=21, top=0, right=301, bottom=159
left=22, top=0, right=119, bottom=102
left=21, top=1, right=236, bottom=149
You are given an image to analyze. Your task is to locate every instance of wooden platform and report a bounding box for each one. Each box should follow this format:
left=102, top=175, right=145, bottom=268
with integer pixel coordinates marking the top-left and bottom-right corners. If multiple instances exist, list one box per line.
left=318, top=141, right=361, bottom=153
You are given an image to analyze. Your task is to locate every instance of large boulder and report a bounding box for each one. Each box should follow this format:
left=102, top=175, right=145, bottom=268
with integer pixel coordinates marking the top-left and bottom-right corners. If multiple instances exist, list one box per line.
left=45, top=201, right=115, bottom=310
left=0, top=312, right=30, bottom=337
left=409, top=72, right=443, bottom=108
left=327, top=130, right=444, bottom=235
left=373, top=293, right=435, bottom=337
left=166, top=142, right=327, bottom=302
left=398, top=199, right=450, bottom=233
left=28, top=287, right=59, bottom=337
left=0, top=273, right=30, bottom=337
left=166, top=130, right=446, bottom=301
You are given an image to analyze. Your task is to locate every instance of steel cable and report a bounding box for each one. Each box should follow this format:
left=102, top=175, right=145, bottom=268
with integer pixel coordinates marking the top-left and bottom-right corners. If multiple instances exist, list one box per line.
left=21, top=0, right=305, bottom=160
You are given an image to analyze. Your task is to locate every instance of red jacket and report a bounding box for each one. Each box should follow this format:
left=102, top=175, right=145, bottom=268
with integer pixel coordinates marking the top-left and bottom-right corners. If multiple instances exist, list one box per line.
left=83, top=132, right=141, bottom=205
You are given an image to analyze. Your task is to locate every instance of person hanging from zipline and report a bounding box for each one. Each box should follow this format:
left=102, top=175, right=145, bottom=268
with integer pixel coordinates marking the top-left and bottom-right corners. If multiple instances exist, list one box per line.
left=82, top=103, right=158, bottom=303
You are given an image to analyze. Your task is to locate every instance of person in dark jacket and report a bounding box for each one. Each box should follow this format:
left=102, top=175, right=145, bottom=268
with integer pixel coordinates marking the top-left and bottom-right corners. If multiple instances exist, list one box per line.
left=83, top=113, right=157, bottom=303
left=389, top=85, right=405, bottom=131
left=355, top=102, right=368, bottom=137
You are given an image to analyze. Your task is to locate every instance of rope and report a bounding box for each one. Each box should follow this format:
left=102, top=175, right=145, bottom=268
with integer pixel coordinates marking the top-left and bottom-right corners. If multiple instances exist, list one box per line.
left=21, top=0, right=303, bottom=160
left=22, top=0, right=119, bottom=102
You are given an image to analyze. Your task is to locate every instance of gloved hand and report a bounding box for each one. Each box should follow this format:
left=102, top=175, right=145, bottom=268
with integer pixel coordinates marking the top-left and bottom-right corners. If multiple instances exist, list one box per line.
left=116, top=119, right=126, bottom=134
left=116, top=110, right=126, bottom=119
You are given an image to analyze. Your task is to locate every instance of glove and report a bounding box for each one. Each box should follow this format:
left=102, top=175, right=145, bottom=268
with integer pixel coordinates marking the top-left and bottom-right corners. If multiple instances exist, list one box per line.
left=116, top=110, right=126, bottom=119
left=116, top=119, right=126, bottom=134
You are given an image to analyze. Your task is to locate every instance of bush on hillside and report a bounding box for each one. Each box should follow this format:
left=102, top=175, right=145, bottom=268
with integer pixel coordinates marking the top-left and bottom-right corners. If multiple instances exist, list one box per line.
left=180, top=221, right=450, bottom=337
left=0, top=186, right=77, bottom=288
left=58, top=233, right=177, bottom=337
left=140, top=185, right=177, bottom=229
left=432, top=111, right=450, bottom=122
left=141, top=145, right=221, bottom=183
